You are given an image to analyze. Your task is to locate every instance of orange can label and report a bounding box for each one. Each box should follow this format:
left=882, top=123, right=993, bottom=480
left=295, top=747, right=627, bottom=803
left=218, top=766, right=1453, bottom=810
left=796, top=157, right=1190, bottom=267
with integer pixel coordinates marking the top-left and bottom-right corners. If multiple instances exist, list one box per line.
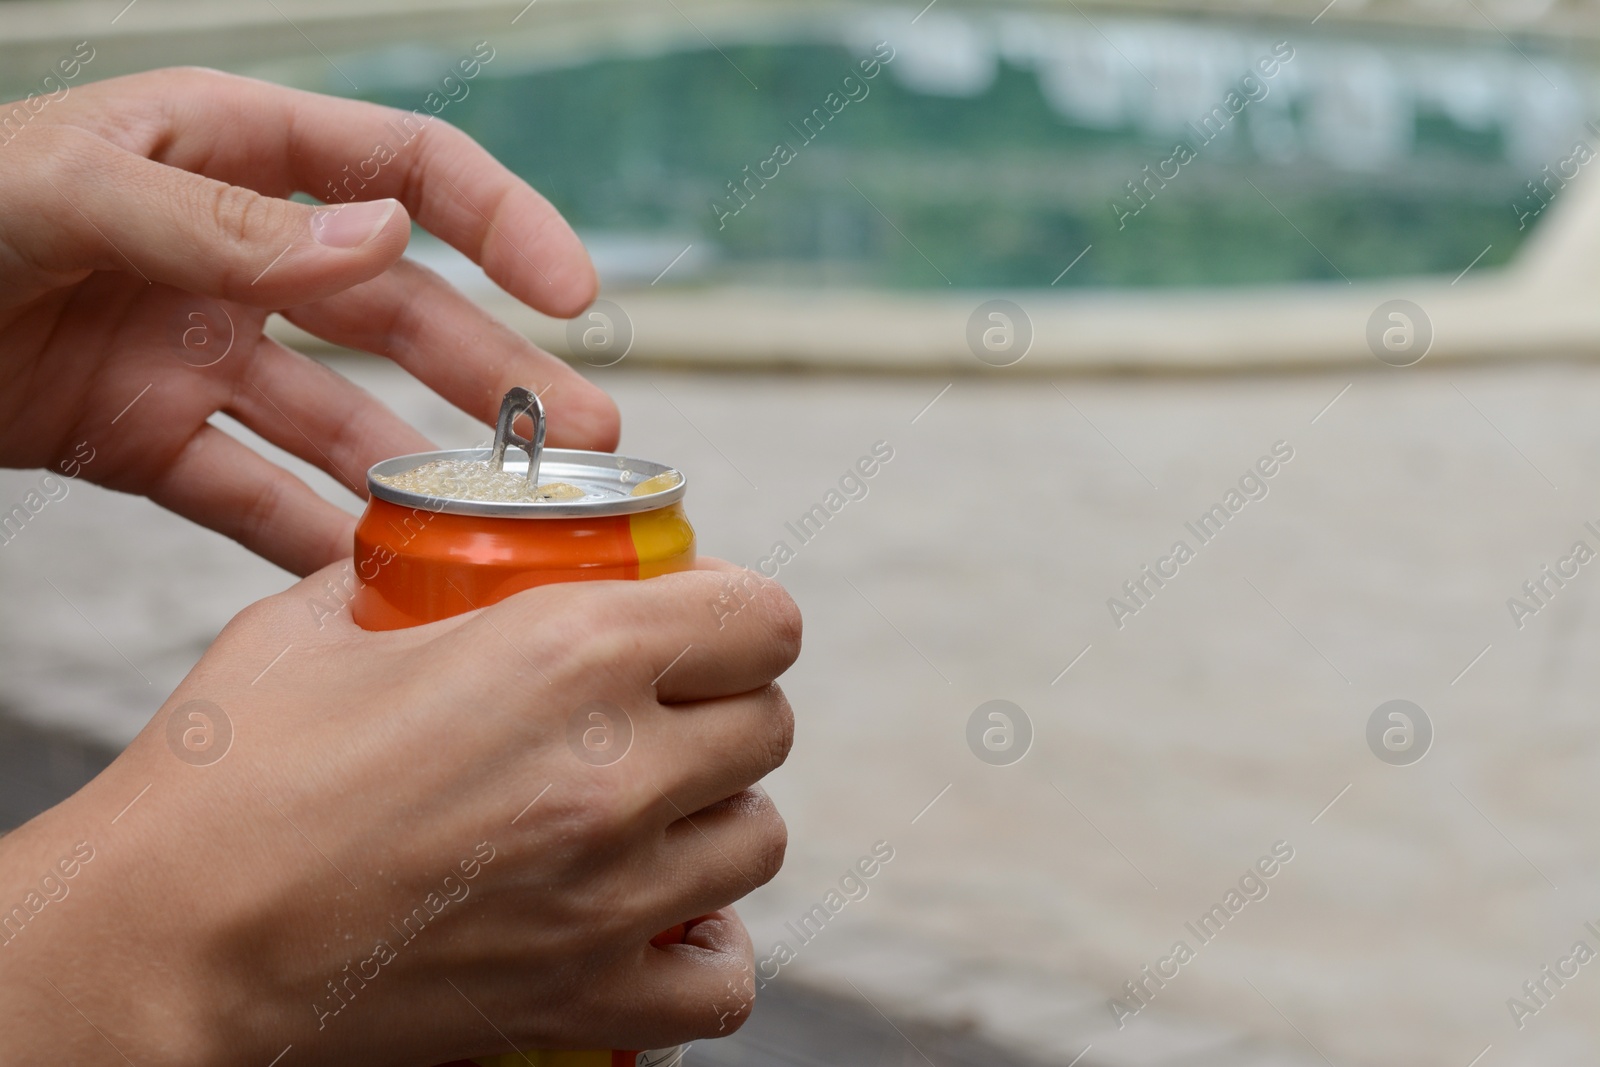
left=352, top=498, right=695, bottom=630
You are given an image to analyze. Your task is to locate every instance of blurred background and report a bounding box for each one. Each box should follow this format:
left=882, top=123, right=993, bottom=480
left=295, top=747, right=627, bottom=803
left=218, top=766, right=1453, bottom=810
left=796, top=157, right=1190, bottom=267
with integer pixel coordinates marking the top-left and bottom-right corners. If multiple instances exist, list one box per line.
left=6, top=0, right=1600, bottom=1064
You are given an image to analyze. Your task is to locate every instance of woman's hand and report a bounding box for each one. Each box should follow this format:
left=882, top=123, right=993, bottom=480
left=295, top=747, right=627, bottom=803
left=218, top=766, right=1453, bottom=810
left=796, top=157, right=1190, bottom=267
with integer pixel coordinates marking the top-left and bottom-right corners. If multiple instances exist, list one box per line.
left=0, top=559, right=798, bottom=1065
left=0, top=67, right=619, bottom=575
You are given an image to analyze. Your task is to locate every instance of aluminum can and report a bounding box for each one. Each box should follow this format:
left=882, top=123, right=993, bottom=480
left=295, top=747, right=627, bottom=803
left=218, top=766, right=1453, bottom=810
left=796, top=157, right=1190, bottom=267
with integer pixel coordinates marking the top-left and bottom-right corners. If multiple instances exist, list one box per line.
left=353, top=389, right=694, bottom=1067
left=353, top=388, right=694, bottom=630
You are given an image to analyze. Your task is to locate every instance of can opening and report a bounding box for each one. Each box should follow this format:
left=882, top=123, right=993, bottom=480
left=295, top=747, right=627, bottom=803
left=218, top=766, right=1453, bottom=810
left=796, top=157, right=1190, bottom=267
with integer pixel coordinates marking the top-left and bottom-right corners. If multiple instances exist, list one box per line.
left=373, top=460, right=585, bottom=503
left=371, top=387, right=588, bottom=503
left=365, top=384, right=685, bottom=518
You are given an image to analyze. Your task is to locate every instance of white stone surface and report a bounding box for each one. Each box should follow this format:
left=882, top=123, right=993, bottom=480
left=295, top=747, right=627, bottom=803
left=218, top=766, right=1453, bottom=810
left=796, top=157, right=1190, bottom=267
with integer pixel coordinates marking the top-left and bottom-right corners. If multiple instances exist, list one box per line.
left=5, top=356, right=1600, bottom=1066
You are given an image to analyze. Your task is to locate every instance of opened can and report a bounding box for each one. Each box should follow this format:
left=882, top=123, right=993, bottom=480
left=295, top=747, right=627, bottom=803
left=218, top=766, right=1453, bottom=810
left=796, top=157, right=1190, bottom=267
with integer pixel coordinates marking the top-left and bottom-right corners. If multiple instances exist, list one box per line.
left=354, top=388, right=694, bottom=630
left=353, top=388, right=694, bottom=1067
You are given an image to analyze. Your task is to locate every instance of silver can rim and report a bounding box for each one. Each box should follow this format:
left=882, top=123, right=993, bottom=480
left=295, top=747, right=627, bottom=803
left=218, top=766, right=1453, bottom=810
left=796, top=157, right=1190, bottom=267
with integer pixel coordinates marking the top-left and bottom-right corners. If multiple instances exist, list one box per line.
left=366, top=447, right=687, bottom=519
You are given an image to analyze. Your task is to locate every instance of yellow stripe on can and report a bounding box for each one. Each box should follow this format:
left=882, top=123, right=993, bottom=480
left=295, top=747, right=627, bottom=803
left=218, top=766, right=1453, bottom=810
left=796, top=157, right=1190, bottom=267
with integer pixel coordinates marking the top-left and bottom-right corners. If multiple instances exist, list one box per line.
left=628, top=500, right=696, bottom=579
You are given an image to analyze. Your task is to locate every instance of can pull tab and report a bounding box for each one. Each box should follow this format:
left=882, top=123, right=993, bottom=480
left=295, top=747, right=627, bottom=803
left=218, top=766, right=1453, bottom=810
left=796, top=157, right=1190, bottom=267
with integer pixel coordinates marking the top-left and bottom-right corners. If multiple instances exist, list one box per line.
left=489, top=387, right=546, bottom=484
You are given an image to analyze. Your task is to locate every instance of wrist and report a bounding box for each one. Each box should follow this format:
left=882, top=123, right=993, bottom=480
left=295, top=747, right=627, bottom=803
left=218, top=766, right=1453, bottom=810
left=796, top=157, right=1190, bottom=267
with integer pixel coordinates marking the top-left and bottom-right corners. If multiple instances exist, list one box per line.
left=0, top=769, right=243, bottom=1067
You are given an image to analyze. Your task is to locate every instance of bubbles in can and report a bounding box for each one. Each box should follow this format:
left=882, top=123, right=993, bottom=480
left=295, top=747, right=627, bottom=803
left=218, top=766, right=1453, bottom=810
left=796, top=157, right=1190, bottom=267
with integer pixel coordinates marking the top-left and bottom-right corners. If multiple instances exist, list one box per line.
left=376, top=458, right=585, bottom=504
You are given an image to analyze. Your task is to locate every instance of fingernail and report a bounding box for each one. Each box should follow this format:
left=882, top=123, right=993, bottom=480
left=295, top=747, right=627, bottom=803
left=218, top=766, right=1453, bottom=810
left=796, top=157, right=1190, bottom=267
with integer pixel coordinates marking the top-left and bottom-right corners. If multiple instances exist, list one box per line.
left=311, top=199, right=399, bottom=248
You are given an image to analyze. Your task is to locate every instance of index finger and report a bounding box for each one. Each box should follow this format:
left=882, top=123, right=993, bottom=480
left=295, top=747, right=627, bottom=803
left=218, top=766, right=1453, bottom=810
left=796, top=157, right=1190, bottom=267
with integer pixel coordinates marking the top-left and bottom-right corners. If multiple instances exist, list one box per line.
left=63, top=67, right=597, bottom=317
left=478, top=562, right=803, bottom=704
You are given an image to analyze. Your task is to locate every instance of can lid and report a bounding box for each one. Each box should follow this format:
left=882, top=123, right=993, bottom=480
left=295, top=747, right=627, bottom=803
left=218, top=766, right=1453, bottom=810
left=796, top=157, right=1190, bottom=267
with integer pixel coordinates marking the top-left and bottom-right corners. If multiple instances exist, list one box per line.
left=368, top=448, right=686, bottom=518
left=366, top=388, right=685, bottom=518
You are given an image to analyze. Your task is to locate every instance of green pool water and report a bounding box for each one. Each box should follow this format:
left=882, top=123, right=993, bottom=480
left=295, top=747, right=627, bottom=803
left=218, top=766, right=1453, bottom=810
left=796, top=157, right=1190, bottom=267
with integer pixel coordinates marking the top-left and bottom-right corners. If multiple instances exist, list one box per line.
left=316, top=17, right=1572, bottom=290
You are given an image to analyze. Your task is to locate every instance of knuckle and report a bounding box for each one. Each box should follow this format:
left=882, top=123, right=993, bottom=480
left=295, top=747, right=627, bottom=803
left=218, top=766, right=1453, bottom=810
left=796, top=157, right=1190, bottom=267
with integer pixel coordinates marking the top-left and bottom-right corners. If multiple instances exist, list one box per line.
left=649, top=925, right=759, bottom=1041
left=547, top=776, right=633, bottom=847
left=712, top=987, right=756, bottom=1034
left=214, top=593, right=295, bottom=653
left=504, top=585, right=641, bottom=682
left=159, top=67, right=247, bottom=106
left=208, top=180, right=272, bottom=245
left=23, top=120, right=89, bottom=155
left=762, top=685, right=795, bottom=772
left=6, top=127, right=115, bottom=275
left=20, top=124, right=102, bottom=192
left=565, top=581, right=643, bottom=638
left=388, top=255, right=451, bottom=299
left=165, top=66, right=236, bottom=90
left=218, top=598, right=274, bottom=640
left=236, top=472, right=290, bottom=559
left=748, top=799, right=788, bottom=887
left=762, top=584, right=803, bottom=664
left=394, top=116, right=465, bottom=208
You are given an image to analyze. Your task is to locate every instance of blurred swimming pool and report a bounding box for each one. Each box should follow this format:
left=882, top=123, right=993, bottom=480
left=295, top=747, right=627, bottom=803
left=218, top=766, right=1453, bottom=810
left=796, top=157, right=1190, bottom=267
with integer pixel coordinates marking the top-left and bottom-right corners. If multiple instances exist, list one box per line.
left=247, top=6, right=1595, bottom=289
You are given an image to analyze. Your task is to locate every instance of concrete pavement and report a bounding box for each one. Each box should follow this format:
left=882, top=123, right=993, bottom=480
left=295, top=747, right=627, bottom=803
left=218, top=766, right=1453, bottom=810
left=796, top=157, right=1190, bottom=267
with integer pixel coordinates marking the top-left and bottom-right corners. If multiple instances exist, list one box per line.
left=6, top=357, right=1600, bottom=1065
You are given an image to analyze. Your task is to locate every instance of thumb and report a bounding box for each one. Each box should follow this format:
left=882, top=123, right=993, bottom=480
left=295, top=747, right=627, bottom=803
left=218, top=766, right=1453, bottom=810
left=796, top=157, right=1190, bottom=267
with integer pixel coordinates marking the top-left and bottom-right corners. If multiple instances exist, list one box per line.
left=18, top=124, right=409, bottom=306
